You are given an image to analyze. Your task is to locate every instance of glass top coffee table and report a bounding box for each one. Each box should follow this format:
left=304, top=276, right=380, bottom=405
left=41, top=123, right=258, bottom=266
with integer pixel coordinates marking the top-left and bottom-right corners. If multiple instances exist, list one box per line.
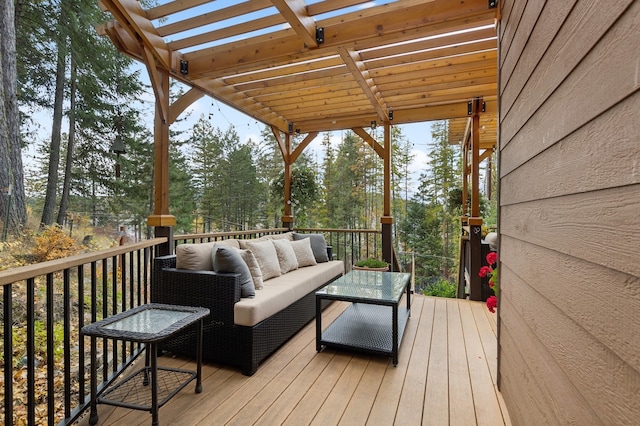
left=81, top=303, right=209, bottom=426
left=316, top=270, right=411, bottom=366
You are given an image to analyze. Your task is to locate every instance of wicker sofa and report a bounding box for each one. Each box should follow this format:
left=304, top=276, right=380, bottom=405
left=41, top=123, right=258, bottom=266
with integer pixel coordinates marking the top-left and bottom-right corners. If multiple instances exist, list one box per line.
left=151, top=233, right=343, bottom=376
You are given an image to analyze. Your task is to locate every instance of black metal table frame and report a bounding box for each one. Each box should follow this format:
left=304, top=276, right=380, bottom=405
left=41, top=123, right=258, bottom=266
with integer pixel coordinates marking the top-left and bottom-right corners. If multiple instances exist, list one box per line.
left=81, top=303, right=209, bottom=426
left=316, top=271, right=411, bottom=366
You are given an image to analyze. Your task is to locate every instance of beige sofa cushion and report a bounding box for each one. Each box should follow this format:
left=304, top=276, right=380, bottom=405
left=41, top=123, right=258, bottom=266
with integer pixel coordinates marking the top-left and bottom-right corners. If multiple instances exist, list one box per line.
left=237, top=248, right=263, bottom=290
left=237, top=233, right=293, bottom=249
left=244, top=239, right=281, bottom=281
left=267, top=232, right=294, bottom=241
left=290, top=238, right=317, bottom=267
left=234, top=260, right=344, bottom=326
left=272, top=239, right=298, bottom=274
left=175, top=239, right=239, bottom=270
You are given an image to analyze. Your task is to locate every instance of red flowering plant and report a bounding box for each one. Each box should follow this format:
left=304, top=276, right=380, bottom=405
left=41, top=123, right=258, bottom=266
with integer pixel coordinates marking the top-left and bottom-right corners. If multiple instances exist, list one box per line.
left=479, top=251, right=499, bottom=313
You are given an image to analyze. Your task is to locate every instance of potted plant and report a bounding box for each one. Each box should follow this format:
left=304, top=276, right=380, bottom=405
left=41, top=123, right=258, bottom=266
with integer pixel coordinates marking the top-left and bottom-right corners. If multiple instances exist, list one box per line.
left=353, top=257, right=389, bottom=271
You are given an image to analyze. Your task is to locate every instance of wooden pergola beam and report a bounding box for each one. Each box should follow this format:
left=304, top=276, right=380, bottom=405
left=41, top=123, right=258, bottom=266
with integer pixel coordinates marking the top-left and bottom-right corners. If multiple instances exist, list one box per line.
left=272, top=0, right=319, bottom=49
left=338, top=47, right=388, bottom=123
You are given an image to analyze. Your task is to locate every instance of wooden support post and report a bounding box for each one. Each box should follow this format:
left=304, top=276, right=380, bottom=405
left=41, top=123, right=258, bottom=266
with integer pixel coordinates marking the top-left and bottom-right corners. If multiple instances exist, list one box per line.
left=147, top=67, right=176, bottom=255
left=468, top=216, right=483, bottom=301
left=471, top=98, right=481, bottom=218
left=382, top=122, right=393, bottom=265
left=462, top=135, right=469, bottom=216
left=272, top=127, right=294, bottom=229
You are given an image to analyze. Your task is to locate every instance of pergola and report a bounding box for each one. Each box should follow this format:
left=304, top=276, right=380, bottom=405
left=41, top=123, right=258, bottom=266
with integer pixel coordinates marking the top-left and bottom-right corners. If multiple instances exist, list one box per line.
left=97, top=0, right=499, bottom=262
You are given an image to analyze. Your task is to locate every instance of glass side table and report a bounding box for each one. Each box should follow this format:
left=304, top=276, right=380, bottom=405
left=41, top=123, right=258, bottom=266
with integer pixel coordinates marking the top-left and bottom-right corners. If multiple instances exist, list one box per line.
left=81, top=303, right=209, bottom=426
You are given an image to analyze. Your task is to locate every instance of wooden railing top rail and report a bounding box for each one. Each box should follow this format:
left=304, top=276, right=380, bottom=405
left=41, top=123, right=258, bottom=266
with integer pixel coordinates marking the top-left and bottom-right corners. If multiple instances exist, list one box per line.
left=175, top=228, right=289, bottom=241
left=294, top=228, right=381, bottom=234
left=0, top=237, right=167, bottom=286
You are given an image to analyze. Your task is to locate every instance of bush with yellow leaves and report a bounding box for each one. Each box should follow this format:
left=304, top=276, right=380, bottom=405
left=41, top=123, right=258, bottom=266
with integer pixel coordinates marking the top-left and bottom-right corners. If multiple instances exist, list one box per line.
left=31, top=225, right=80, bottom=263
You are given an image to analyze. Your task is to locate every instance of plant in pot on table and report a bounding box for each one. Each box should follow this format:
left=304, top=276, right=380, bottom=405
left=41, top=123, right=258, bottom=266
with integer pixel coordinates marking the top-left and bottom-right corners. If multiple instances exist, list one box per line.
left=353, top=258, right=389, bottom=271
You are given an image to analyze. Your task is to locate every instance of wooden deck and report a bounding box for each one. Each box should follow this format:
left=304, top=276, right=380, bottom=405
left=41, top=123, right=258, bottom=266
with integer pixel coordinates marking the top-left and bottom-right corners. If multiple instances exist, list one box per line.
left=77, top=296, right=511, bottom=426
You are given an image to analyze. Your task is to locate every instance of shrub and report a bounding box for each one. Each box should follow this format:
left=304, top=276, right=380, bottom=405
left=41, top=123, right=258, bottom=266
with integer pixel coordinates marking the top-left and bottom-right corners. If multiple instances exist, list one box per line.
left=32, top=225, right=79, bottom=263
left=421, top=277, right=457, bottom=298
left=354, top=258, right=388, bottom=268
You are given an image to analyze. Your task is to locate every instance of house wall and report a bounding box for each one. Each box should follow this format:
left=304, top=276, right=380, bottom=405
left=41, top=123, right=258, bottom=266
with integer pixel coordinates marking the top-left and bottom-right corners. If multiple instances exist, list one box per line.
left=497, top=0, right=640, bottom=424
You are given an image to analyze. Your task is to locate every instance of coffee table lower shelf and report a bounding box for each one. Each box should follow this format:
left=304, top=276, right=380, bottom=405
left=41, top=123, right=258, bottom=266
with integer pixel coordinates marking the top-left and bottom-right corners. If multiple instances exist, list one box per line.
left=318, top=303, right=409, bottom=363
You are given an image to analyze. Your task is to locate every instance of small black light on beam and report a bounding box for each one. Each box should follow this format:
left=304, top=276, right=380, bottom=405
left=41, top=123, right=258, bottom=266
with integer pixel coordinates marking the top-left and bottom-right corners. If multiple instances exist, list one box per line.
left=316, top=27, right=324, bottom=44
left=388, top=110, right=393, bottom=121
left=370, top=120, right=377, bottom=129
left=288, top=123, right=294, bottom=134
left=180, top=60, right=189, bottom=75
left=489, top=0, right=498, bottom=9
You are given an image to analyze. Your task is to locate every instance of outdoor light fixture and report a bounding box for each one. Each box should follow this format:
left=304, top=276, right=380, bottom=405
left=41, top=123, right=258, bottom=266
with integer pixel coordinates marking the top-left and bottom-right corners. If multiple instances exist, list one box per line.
left=316, top=27, right=324, bottom=44
left=111, top=135, right=126, bottom=178
left=388, top=110, right=393, bottom=121
left=370, top=120, right=376, bottom=129
left=288, top=122, right=294, bottom=133
left=180, top=60, right=189, bottom=75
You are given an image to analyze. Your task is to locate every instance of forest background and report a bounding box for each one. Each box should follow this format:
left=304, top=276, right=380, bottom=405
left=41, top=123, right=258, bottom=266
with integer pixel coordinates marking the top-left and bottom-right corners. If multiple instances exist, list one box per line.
left=0, top=0, right=496, bottom=295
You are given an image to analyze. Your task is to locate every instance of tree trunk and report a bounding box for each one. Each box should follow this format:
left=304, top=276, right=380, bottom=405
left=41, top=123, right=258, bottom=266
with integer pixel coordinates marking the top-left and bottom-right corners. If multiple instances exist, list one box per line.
left=40, top=34, right=66, bottom=227
left=57, top=59, right=77, bottom=225
left=0, top=0, right=27, bottom=235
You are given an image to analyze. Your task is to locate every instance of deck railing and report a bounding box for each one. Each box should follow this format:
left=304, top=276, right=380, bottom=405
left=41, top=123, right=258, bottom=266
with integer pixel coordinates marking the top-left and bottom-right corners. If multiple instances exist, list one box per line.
left=0, top=227, right=394, bottom=425
left=0, top=238, right=165, bottom=426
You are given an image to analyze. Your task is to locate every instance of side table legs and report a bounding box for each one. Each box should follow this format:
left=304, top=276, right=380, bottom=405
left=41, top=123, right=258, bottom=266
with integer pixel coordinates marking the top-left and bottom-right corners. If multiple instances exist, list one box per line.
left=150, top=343, right=159, bottom=426
left=89, top=336, right=98, bottom=425
left=195, top=319, right=203, bottom=393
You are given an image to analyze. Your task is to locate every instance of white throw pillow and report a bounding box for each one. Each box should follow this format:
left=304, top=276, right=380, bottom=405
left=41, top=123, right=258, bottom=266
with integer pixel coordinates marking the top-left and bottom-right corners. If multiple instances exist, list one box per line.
left=292, top=233, right=329, bottom=263
left=290, top=238, right=317, bottom=268
left=244, top=240, right=281, bottom=281
left=175, top=242, right=217, bottom=270
left=271, top=239, right=298, bottom=274
left=237, top=248, right=264, bottom=290
left=175, top=239, right=240, bottom=270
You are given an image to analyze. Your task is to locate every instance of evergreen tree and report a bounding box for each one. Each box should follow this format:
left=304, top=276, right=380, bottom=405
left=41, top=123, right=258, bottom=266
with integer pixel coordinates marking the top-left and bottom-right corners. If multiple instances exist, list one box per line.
left=254, top=126, right=286, bottom=228
left=189, top=116, right=224, bottom=232
left=327, top=131, right=363, bottom=228
left=168, top=144, right=196, bottom=234
left=1, top=0, right=27, bottom=234
left=224, top=143, right=261, bottom=230
left=398, top=121, right=461, bottom=282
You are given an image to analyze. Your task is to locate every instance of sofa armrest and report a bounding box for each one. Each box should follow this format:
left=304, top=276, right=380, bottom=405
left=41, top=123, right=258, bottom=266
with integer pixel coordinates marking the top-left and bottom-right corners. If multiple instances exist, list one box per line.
left=152, top=255, right=242, bottom=314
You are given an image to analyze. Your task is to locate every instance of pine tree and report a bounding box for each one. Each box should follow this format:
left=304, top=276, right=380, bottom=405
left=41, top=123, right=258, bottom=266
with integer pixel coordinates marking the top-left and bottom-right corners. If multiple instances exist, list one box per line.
left=1, top=0, right=27, bottom=234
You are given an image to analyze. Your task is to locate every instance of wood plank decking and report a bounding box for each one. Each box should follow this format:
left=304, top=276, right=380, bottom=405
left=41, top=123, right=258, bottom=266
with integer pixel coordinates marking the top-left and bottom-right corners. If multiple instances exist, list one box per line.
left=77, top=296, right=511, bottom=426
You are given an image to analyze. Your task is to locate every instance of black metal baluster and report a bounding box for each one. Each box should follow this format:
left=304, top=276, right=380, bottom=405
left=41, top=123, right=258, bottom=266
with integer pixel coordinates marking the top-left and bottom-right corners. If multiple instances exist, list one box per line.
left=26, top=277, right=35, bottom=426
left=143, top=248, right=149, bottom=304
left=3, top=283, right=13, bottom=426
left=46, top=273, right=55, bottom=424
left=77, top=264, right=85, bottom=404
left=111, top=254, right=118, bottom=371
left=102, top=258, right=108, bottom=382
left=63, top=269, right=71, bottom=418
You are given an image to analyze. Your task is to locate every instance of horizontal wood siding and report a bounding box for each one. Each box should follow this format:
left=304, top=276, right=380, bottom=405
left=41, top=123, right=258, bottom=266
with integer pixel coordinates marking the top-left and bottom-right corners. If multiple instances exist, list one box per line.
left=498, top=0, right=640, bottom=424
